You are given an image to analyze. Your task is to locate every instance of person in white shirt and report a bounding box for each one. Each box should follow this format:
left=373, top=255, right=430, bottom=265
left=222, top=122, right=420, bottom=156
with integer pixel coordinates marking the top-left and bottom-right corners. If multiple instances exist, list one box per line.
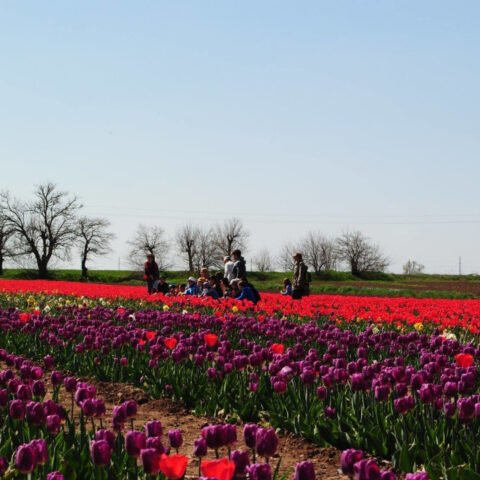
left=223, top=256, right=235, bottom=282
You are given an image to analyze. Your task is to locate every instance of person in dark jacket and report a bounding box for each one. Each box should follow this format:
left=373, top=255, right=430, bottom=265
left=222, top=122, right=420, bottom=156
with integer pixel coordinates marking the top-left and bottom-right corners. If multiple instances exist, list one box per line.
left=232, top=249, right=247, bottom=280
left=236, top=280, right=257, bottom=304
left=156, top=277, right=169, bottom=295
left=144, top=254, right=159, bottom=294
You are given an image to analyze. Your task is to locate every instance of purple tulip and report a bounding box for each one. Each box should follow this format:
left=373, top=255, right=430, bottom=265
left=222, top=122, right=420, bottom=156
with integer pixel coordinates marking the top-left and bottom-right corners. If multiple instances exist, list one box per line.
left=95, top=429, right=116, bottom=449
left=125, top=431, right=147, bottom=458
left=141, top=448, right=160, bottom=475
left=168, top=429, right=183, bottom=449
left=0, top=389, right=8, bottom=407
left=0, top=457, right=7, bottom=476
left=145, top=420, right=163, bottom=438
left=194, top=437, right=208, bottom=457
left=294, top=461, right=315, bottom=480
left=146, top=436, right=165, bottom=453
left=353, top=459, right=381, bottom=480
left=30, top=439, right=48, bottom=465
left=124, top=400, right=138, bottom=418
left=243, top=423, right=258, bottom=449
left=340, top=449, right=364, bottom=475
left=47, top=472, right=65, bottom=480
left=64, top=377, right=77, bottom=393
left=316, top=386, right=327, bottom=400
left=405, top=474, right=429, bottom=480
left=15, top=443, right=37, bottom=474
left=381, top=471, right=397, bottom=480
left=9, top=399, right=26, bottom=420
left=51, top=371, right=63, bottom=386
left=457, top=397, right=475, bottom=422
left=231, top=449, right=250, bottom=475
left=255, top=427, right=278, bottom=458
left=46, top=414, right=61, bottom=435
left=247, top=463, right=272, bottom=480
left=26, top=401, right=46, bottom=426
left=90, top=440, right=112, bottom=467
left=393, top=395, right=415, bottom=414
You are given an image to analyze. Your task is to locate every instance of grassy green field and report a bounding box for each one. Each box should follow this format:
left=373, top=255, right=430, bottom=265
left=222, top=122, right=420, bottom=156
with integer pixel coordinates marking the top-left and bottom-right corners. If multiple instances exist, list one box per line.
left=2, top=268, right=480, bottom=299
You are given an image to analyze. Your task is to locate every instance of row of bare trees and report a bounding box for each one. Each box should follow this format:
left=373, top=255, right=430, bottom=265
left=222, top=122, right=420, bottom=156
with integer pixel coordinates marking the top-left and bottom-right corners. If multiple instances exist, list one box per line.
left=1, top=183, right=390, bottom=278
left=274, top=230, right=389, bottom=276
left=0, top=183, right=115, bottom=278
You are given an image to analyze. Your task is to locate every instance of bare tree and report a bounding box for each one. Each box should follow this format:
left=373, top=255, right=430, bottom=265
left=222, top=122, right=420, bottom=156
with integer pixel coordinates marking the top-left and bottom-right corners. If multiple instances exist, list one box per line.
left=194, top=227, right=219, bottom=273
left=127, top=224, right=170, bottom=272
left=403, top=259, right=425, bottom=275
left=175, top=224, right=200, bottom=273
left=336, top=230, right=389, bottom=275
left=212, top=218, right=249, bottom=259
left=0, top=212, right=15, bottom=276
left=253, top=248, right=273, bottom=273
left=77, top=217, right=115, bottom=278
left=276, top=242, right=297, bottom=272
left=0, top=183, right=82, bottom=278
left=300, top=232, right=338, bottom=274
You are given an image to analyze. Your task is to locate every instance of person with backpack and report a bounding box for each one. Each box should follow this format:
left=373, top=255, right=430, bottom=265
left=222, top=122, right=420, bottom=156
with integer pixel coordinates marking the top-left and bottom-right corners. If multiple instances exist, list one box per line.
left=292, top=252, right=310, bottom=299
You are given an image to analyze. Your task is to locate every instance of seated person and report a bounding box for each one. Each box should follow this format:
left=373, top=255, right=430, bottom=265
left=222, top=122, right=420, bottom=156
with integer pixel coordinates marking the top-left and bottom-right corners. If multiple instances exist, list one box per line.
left=235, top=280, right=257, bottom=304
left=281, top=278, right=293, bottom=296
left=178, top=283, right=186, bottom=294
left=166, top=284, right=177, bottom=296
left=201, top=280, right=220, bottom=299
left=229, top=278, right=241, bottom=298
left=184, top=277, right=200, bottom=296
left=156, top=277, right=169, bottom=295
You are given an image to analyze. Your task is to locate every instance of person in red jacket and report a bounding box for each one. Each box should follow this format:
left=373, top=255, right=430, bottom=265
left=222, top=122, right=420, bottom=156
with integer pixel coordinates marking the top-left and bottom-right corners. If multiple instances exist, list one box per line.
left=144, top=253, right=159, bottom=294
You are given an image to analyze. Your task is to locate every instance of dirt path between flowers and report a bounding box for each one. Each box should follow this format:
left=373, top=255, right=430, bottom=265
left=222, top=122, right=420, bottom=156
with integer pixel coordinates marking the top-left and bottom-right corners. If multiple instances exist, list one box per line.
left=63, top=379, right=348, bottom=479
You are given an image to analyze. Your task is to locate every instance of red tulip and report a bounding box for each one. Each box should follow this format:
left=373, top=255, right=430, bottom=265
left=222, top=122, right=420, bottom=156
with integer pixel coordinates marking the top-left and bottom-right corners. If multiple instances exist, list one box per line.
left=164, top=338, right=178, bottom=350
left=201, top=458, right=235, bottom=480
left=158, top=453, right=188, bottom=479
left=455, top=353, right=474, bottom=368
left=19, top=312, right=31, bottom=323
left=271, top=343, right=285, bottom=355
left=145, top=331, right=156, bottom=341
left=204, top=333, right=219, bottom=348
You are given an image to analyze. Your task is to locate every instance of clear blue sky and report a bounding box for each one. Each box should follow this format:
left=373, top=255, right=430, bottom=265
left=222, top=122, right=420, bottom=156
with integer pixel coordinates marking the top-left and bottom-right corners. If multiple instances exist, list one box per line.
left=1, top=1, right=479, bottom=273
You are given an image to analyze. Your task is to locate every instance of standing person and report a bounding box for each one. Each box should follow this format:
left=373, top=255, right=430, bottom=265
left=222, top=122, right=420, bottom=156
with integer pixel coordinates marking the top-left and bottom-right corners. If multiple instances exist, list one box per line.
left=144, top=254, right=159, bottom=294
left=232, top=249, right=247, bottom=280
left=292, top=253, right=309, bottom=299
left=223, top=256, right=235, bottom=282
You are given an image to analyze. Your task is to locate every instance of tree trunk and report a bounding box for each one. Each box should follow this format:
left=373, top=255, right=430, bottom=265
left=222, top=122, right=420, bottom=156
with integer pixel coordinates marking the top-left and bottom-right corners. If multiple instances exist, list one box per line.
left=188, top=253, right=194, bottom=274
left=0, top=256, right=3, bottom=276
left=37, top=258, right=49, bottom=279
left=81, top=258, right=88, bottom=278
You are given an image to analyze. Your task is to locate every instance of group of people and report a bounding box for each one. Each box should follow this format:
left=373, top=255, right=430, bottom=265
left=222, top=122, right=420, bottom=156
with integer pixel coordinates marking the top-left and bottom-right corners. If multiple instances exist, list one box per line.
left=144, top=249, right=311, bottom=303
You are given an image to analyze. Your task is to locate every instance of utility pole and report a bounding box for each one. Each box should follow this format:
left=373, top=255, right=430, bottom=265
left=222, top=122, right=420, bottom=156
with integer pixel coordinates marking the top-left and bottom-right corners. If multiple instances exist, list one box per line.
left=459, top=257, right=462, bottom=276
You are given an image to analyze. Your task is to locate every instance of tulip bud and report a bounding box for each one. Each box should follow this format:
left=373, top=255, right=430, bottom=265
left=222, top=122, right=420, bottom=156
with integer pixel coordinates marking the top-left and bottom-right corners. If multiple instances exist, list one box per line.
left=141, top=448, right=160, bottom=475
left=168, top=429, right=183, bottom=449
left=194, top=437, right=208, bottom=457
left=90, top=440, right=112, bottom=467
left=145, top=420, right=163, bottom=438
left=247, top=463, right=272, bottom=480
left=243, top=423, right=258, bottom=449
left=47, top=472, right=64, bottom=480
left=15, top=443, right=37, bottom=474
left=340, top=449, right=364, bottom=475
left=294, top=461, right=315, bottom=480
left=255, top=428, right=278, bottom=458
left=125, top=431, right=147, bottom=458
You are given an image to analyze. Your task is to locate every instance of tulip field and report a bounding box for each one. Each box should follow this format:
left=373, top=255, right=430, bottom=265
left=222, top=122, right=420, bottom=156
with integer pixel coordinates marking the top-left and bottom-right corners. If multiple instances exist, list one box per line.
left=0, top=280, right=479, bottom=479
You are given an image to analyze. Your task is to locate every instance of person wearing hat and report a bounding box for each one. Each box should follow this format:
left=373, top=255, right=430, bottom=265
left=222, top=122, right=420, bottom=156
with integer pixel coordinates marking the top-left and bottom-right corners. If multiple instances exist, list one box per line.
left=144, top=253, right=159, bottom=294
left=292, top=252, right=309, bottom=299
left=223, top=256, right=235, bottom=283
left=184, top=276, right=200, bottom=296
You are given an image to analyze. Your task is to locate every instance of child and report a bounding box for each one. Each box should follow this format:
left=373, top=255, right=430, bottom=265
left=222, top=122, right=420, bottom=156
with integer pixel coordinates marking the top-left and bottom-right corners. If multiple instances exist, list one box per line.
left=281, top=278, right=293, bottom=296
